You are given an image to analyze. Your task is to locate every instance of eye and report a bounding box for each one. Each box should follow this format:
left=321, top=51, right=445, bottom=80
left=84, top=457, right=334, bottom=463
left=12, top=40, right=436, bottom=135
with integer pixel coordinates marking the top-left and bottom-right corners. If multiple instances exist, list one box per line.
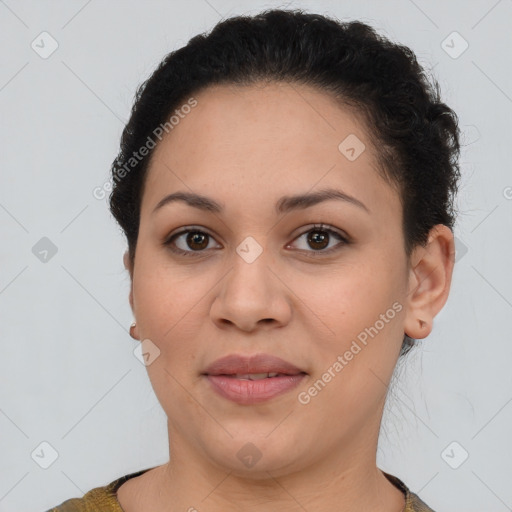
left=286, top=223, right=349, bottom=256
left=163, top=223, right=350, bottom=258
left=163, top=227, right=221, bottom=257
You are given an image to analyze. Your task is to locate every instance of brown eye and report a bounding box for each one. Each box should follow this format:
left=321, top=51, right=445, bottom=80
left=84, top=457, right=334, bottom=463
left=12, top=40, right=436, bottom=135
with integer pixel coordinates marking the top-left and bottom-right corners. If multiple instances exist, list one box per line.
left=307, top=229, right=330, bottom=250
left=288, top=224, right=350, bottom=256
left=186, top=231, right=209, bottom=250
left=164, top=224, right=350, bottom=259
left=164, top=228, right=221, bottom=256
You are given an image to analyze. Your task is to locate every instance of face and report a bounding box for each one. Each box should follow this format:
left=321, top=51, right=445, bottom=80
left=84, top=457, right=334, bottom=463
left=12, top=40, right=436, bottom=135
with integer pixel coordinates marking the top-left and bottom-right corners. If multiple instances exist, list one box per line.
left=126, top=82, right=426, bottom=477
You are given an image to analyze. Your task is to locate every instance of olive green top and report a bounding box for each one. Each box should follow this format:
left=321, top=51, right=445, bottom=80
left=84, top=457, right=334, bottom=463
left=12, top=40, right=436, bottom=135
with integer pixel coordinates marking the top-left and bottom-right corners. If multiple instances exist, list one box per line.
left=45, top=467, right=435, bottom=511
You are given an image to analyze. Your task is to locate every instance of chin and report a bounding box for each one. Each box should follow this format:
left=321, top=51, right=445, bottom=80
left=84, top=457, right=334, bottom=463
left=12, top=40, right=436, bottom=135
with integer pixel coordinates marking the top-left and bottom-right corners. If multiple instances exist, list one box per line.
left=201, top=428, right=306, bottom=477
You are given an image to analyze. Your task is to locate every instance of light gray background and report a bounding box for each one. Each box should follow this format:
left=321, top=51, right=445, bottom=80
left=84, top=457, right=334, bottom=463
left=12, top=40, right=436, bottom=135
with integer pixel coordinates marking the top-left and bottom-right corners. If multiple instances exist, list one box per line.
left=1, top=1, right=511, bottom=511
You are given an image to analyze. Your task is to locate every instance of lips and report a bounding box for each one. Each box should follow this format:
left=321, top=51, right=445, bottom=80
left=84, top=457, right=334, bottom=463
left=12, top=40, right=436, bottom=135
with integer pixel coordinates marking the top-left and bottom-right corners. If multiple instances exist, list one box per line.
left=202, top=353, right=307, bottom=377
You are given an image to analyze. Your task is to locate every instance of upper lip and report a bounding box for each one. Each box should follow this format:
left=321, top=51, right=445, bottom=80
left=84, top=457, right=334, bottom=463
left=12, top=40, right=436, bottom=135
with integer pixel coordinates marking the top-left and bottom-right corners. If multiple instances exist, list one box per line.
left=202, top=353, right=307, bottom=376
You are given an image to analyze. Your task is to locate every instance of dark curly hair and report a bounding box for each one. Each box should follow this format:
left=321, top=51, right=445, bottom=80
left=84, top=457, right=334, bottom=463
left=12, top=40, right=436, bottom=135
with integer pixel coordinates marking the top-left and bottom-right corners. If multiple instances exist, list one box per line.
left=108, top=8, right=461, bottom=357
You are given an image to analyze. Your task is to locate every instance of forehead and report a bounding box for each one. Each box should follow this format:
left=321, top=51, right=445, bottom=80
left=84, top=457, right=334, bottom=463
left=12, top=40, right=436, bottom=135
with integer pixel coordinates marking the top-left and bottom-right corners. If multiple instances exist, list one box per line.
left=141, top=81, right=399, bottom=220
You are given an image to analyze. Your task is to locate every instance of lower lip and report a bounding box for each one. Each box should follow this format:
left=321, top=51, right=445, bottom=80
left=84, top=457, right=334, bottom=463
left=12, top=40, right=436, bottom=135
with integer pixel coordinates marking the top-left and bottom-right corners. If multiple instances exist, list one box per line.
left=204, top=374, right=307, bottom=404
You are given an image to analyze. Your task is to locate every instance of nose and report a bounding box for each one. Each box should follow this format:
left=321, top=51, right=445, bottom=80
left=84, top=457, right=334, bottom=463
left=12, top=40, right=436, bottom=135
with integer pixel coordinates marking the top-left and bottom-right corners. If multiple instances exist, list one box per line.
left=210, top=249, right=292, bottom=333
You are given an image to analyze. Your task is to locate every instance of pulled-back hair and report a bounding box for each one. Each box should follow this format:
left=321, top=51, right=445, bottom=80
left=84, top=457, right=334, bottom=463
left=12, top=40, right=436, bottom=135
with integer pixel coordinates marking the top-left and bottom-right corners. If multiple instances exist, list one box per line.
left=109, top=8, right=461, bottom=357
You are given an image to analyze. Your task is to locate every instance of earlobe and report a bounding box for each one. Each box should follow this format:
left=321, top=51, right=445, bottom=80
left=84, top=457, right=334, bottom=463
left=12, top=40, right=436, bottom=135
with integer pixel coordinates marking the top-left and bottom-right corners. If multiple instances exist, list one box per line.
left=129, top=322, right=139, bottom=340
left=403, top=224, right=455, bottom=340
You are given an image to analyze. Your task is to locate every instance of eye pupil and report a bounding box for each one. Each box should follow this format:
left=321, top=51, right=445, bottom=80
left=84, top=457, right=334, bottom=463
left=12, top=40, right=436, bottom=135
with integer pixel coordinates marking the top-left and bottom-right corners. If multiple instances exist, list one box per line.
left=187, top=231, right=208, bottom=250
left=308, top=230, right=329, bottom=250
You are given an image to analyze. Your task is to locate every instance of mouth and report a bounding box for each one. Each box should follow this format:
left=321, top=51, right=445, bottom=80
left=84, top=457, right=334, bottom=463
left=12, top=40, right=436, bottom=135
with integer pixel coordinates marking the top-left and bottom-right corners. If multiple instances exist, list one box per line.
left=201, top=353, right=308, bottom=404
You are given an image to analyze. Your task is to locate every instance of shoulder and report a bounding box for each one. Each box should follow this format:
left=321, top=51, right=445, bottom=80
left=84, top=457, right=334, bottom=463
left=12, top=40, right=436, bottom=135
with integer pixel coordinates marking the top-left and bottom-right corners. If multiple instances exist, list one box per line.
left=383, top=472, right=437, bottom=512
left=406, top=491, right=437, bottom=512
left=44, top=467, right=155, bottom=512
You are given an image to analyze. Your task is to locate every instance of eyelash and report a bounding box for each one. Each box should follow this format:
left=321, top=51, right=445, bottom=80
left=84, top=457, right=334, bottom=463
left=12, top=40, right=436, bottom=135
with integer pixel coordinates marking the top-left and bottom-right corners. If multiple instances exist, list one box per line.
left=163, top=223, right=350, bottom=258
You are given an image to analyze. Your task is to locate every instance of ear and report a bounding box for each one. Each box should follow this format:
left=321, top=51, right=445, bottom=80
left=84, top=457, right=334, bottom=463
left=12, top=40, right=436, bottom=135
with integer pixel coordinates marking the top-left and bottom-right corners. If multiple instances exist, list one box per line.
left=123, top=250, right=134, bottom=313
left=403, top=224, right=456, bottom=339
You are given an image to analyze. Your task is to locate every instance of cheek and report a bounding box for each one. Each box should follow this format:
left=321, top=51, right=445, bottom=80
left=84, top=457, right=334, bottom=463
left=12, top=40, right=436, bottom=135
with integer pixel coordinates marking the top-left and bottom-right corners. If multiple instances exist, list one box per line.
left=134, top=270, right=203, bottom=409
left=305, top=262, right=393, bottom=328
left=133, top=244, right=201, bottom=321
left=301, top=259, right=406, bottom=376
left=132, top=266, right=204, bottom=369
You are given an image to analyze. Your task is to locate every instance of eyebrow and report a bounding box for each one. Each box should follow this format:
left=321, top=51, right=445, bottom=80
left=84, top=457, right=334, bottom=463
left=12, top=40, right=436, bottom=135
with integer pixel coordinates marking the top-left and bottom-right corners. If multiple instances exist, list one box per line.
left=152, top=187, right=370, bottom=215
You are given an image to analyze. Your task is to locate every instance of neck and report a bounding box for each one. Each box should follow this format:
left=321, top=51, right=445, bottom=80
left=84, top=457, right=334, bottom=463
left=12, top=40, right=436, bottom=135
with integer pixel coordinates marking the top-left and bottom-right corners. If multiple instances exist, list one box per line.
left=123, top=418, right=405, bottom=512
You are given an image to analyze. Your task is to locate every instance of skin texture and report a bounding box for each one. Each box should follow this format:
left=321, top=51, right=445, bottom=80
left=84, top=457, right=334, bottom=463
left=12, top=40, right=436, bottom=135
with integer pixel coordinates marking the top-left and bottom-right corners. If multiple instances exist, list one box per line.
left=117, top=81, right=455, bottom=511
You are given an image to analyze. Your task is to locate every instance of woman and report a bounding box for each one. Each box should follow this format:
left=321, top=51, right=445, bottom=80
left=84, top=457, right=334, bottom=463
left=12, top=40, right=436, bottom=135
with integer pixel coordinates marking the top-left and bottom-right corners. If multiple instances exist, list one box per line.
left=47, top=8, right=459, bottom=512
